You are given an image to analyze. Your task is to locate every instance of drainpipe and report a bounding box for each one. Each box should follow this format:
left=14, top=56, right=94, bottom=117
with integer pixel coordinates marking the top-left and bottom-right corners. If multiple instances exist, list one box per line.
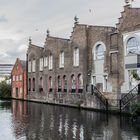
left=26, top=53, right=28, bottom=98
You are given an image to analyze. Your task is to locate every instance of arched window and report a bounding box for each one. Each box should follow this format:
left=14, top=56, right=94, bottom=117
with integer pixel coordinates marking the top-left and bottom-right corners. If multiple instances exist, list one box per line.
left=96, top=44, right=105, bottom=60
left=73, top=48, right=79, bottom=66
left=77, top=74, right=83, bottom=93
left=49, top=54, right=53, bottom=70
left=28, top=61, right=32, bottom=72
left=39, top=77, right=43, bottom=92
left=71, top=75, right=76, bottom=93
left=28, top=78, right=31, bottom=91
left=58, top=76, right=61, bottom=92
left=39, top=58, right=43, bottom=71
left=32, top=59, right=36, bottom=72
left=49, top=76, right=53, bottom=92
left=32, top=78, right=35, bottom=91
left=44, top=56, right=48, bottom=67
left=63, top=75, right=67, bottom=92
left=127, top=37, right=140, bottom=54
left=59, top=51, right=64, bottom=68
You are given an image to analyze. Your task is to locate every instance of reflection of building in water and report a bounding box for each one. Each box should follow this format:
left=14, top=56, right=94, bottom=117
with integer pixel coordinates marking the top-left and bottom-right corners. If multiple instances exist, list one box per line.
left=11, top=100, right=28, bottom=139
left=10, top=100, right=139, bottom=140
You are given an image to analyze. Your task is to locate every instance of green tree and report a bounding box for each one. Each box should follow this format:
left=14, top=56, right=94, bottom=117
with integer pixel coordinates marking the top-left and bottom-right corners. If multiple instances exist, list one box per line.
left=0, top=80, right=11, bottom=98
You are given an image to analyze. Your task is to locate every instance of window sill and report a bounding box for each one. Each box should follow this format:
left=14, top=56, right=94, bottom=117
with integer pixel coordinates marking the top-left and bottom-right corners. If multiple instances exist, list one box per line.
left=59, top=67, right=64, bottom=69
left=73, top=65, right=79, bottom=68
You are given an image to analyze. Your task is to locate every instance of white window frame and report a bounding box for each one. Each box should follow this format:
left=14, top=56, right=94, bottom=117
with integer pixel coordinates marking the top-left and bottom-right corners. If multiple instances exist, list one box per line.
left=73, top=48, right=79, bottom=66
left=13, top=75, right=15, bottom=81
left=44, top=57, right=48, bottom=67
left=93, top=41, right=106, bottom=60
left=49, top=54, right=53, bottom=70
left=16, top=75, right=18, bottom=81
left=32, top=60, right=36, bottom=72
left=124, top=35, right=140, bottom=55
left=19, top=75, right=22, bottom=81
left=28, top=61, right=32, bottom=72
left=39, top=58, right=43, bottom=71
left=59, top=51, right=64, bottom=68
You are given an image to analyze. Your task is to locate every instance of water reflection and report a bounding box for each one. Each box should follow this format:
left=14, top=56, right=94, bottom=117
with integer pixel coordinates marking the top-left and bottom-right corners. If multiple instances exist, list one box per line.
left=0, top=100, right=140, bottom=140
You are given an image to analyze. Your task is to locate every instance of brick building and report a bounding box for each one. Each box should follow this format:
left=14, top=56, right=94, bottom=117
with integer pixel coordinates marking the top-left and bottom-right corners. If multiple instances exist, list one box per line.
left=11, top=58, right=27, bottom=100
left=27, top=4, right=140, bottom=107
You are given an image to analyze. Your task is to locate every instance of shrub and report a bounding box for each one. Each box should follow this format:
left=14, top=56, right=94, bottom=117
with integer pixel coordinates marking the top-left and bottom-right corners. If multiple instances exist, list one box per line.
left=130, top=102, right=140, bottom=116
left=0, top=81, right=11, bottom=98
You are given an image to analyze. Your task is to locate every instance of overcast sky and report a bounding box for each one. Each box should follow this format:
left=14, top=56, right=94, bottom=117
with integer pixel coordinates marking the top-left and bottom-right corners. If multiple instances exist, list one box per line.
left=0, top=0, right=140, bottom=64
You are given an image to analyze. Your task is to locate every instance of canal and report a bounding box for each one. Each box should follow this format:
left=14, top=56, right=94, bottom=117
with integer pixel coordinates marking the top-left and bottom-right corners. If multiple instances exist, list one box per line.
left=0, top=100, right=140, bottom=140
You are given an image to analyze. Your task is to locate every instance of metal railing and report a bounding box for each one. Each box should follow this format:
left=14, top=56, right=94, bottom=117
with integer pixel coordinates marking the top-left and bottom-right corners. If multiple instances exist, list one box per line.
left=86, top=85, right=108, bottom=110
left=120, top=83, right=140, bottom=112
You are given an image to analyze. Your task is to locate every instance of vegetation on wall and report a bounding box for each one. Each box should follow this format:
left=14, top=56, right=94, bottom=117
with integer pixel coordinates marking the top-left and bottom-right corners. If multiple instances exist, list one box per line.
left=0, top=80, right=11, bottom=98
left=131, top=71, right=140, bottom=80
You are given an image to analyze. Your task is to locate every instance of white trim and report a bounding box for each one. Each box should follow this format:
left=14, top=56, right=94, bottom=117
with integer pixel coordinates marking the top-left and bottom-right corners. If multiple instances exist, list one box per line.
left=92, top=41, right=106, bottom=60
left=124, top=34, right=140, bottom=56
left=109, top=50, right=118, bottom=54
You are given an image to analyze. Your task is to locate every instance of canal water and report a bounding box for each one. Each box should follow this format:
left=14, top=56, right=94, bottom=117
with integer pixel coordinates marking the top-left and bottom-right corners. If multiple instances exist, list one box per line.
left=0, top=100, right=140, bottom=140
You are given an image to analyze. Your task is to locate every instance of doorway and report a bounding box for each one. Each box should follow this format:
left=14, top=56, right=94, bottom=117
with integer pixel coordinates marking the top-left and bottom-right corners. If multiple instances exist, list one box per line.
left=16, top=88, right=18, bottom=98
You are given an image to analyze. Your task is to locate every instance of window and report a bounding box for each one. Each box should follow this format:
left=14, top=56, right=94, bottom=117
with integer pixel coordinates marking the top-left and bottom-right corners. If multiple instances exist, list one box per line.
left=103, top=75, right=108, bottom=91
left=13, top=75, right=15, bottom=81
left=28, top=61, right=31, bottom=72
left=19, top=75, right=22, bottom=81
left=40, top=77, right=43, bottom=88
left=92, top=76, right=96, bottom=86
left=63, top=75, right=67, bottom=92
left=49, top=76, right=53, bottom=92
left=96, top=44, right=104, bottom=60
left=39, top=58, right=43, bottom=71
left=73, top=48, right=79, bottom=66
left=49, top=54, right=53, bottom=70
left=16, top=75, right=18, bottom=81
left=59, top=51, right=64, bottom=68
left=32, top=60, right=36, bottom=72
left=71, top=75, right=76, bottom=93
left=77, top=74, right=83, bottom=93
left=32, top=78, right=35, bottom=91
left=20, top=87, right=22, bottom=94
left=44, top=57, right=48, bottom=67
left=58, top=76, right=61, bottom=92
left=78, top=74, right=83, bottom=89
left=28, top=78, right=31, bottom=91
left=39, top=77, right=43, bottom=92
left=127, top=37, right=140, bottom=54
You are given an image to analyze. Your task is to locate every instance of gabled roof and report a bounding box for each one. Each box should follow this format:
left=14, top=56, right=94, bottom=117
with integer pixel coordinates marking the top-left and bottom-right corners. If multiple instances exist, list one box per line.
left=19, top=60, right=26, bottom=70
left=11, top=58, right=26, bottom=74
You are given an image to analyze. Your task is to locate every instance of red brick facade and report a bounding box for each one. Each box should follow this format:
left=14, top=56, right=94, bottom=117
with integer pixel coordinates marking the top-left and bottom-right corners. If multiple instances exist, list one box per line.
left=11, top=58, right=27, bottom=100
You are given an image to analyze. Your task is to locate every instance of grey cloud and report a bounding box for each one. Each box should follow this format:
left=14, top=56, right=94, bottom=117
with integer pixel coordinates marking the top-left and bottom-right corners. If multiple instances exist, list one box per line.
left=0, top=0, right=139, bottom=64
